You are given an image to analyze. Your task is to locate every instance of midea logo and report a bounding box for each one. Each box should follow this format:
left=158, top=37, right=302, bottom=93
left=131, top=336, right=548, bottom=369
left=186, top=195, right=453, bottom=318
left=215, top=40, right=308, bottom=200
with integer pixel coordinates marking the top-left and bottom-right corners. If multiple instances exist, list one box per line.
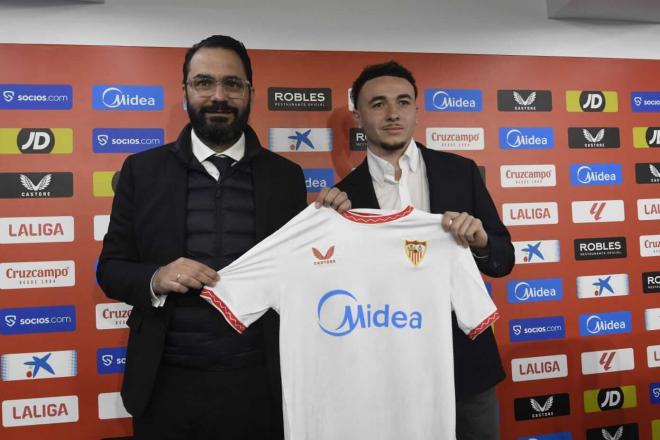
left=317, top=289, right=422, bottom=336
left=101, top=87, right=156, bottom=108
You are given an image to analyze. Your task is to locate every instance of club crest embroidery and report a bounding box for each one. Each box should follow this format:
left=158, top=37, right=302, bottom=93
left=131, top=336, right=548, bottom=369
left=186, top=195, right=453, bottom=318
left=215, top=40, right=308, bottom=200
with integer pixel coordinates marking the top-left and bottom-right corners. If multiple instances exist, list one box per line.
left=404, top=240, right=427, bottom=267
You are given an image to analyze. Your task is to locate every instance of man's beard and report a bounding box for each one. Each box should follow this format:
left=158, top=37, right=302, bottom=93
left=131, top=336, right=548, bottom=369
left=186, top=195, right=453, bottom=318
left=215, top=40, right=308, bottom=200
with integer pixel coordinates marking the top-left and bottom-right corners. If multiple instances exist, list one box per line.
left=187, top=98, right=250, bottom=147
left=377, top=141, right=407, bottom=152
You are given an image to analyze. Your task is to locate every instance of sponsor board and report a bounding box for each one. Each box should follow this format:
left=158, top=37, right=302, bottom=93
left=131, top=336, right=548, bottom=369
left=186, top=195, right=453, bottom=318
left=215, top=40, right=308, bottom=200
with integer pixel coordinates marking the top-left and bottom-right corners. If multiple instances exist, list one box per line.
left=568, top=127, right=620, bottom=149
left=0, top=216, right=74, bottom=244
left=571, top=200, right=625, bottom=223
left=0, top=305, right=76, bottom=335
left=92, top=128, right=164, bottom=153
left=1, top=350, right=77, bottom=381
left=424, top=89, right=482, bottom=112
left=425, top=127, right=484, bottom=151
left=586, top=423, right=638, bottom=440
left=579, top=311, right=632, bottom=336
left=0, top=128, right=73, bottom=154
left=349, top=128, right=367, bottom=151
left=0, top=260, right=75, bottom=289
left=93, top=171, right=120, bottom=197
left=631, top=91, right=660, bottom=112
left=500, top=165, right=556, bottom=188
left=97, top=347, right=127, bottom=374
left=649, top=345, right=660, bottom=368
left=267, top=87, right=331, bottom=111
left=570, top=164, right=622, bottom=186
left=95, top=302, right=132, bottom=330
left=646, top=308, right=660, bottom=330
left=97, top=392, right=131, bottom=420
left=641, top=235, right=660, bottom=257
left=574, top=237, right=626, bottom=260
left=633, top=126, right=660, bottom=148
left=581, top=348, right=634, bottom=375
left=94, top=215, right=110, bottom=241
left=513, top=392, right=570, bottom=420
left=643, top=271, right=660, bottom=293
left=576, top=273, right=629, bottom=298
left=497, top=89, right=552, bottom=112
left=513, top=240, right=560, bottom=264
left=503, top=202, right=558, bottom=226
left=0, top=84, right=72, bottom=110
left=566, top=90, right=618, bottom=112
left=584, top=385, right=637, bottom=413
left=92, top=85, right=164, bottom=111
left=507, top=278, right=563, bottom=303
left=499, top=127, right=554, bottom=150
left=269, top=128, right=332, bottom=152
left=303, top=168, right=334, bottom=193
left=2, top=395, right=78, bottom=427
left=0, top=172, right=73, bottom=198
left=635, top=163, right=660, bottom=184
left=511, top=354, right=568, bottom=382
left=510, top=316, right=565, bottom=342
left=638, top=199, right=660, bottom=220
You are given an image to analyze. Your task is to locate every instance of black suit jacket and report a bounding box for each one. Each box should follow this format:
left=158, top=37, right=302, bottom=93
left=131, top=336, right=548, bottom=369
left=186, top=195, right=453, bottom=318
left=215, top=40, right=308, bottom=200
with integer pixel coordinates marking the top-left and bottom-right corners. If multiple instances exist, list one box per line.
left=336, top=144, right=514, bottom=398
left=97, top=124, right=307, bottom=420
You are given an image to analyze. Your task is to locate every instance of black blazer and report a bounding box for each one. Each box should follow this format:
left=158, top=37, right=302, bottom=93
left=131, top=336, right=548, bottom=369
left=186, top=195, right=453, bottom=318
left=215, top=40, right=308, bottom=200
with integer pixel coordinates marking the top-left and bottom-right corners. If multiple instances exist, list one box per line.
left=97, top=124, right=307, bottom=419
left=336, top=144, right=514, bottom=398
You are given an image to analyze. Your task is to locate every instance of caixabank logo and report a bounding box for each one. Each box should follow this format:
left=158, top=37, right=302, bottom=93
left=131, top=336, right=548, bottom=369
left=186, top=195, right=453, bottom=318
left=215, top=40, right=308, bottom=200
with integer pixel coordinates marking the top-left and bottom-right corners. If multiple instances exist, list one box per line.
left=635, top=163, right=660, bottom=184
left=0, top=128, right=73, bottom=154
left=424, top=89, right=482, bottom=112
left=93, top=171, right=120, bottom=197
left=570, top=164, right=622, bottom=186
left=513, top=392, right=570, bottom=421
left=2, top=395, right=79, bottom=427
left=511, top=354, right=568, bottom=382
left=268, top=87, right=332, bottom=111
left=507, top=278, right=563, bottom=304
left=632, top=126, right=660, bottom=148
left=1, top=350, right=77, bottom=382
left=92, top=85, right=164, bottom=111
left=0, top=172, right=73, bottom=198
left=579, top=311, right=632, bottom=337
left=574, top=237, right=626, bottom=260
left=93, top=128, right=164, bottom=153
left=513, top=240, right=561, bottom=265
left=638, top=198, right=660, bottom=221
left=269, top=128, right=332, bottom=152
left=566, top=90, right=618, bottom=112
left=631, top=91, right=660, bottom=112
left=584, top=385, right=637, bottom=413
left=497, top=89, right=552, bottom=112
left=509, top=316, right=565, bottom=342
left=0, top=305, right=76, bottom=335
left=643, top=271, right=660, bottom=293
left=577, top=273, right=629, bottom=299
left=499, top=127, right=554, bottom=150
left=586, top=423, right=638, bottom=440
left=568, top=127, right=620, bottom=149
left=97, top=347, right=127, bottom=374
left=0, top=84, right=72, bottom=110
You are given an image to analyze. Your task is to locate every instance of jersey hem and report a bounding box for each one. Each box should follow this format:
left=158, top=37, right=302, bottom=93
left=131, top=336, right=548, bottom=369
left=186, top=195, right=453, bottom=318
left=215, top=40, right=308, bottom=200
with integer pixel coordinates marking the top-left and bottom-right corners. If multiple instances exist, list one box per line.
left=200, top=288, right=247, bottom=333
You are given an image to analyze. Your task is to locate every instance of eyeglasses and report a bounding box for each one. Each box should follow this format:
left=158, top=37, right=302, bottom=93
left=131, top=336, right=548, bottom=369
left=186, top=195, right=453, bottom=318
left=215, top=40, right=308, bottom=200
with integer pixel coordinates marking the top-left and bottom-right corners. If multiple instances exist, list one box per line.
left=185, top=76, right=251, bottom=99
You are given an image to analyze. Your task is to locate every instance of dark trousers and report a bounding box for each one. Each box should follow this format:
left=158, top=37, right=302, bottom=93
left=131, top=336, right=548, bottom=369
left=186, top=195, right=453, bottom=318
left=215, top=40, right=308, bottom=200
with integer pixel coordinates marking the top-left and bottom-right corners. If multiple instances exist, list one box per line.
left=132, top=364, right=275, bottom=440
left=456, top=386, right=500, bottom=440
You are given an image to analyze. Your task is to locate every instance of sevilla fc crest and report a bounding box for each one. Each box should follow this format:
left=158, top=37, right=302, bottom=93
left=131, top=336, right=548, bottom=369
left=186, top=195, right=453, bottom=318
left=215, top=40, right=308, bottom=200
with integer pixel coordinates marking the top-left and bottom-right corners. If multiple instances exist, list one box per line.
left=404, top=240, right=427, bottom=267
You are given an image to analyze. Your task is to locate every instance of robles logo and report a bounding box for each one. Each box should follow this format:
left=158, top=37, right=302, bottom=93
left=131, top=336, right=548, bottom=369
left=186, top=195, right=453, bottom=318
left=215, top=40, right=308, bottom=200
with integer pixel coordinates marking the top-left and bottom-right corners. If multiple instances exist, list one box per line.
left=92, top=85, right=164, bottom=111
left=267, top=87, right=332, bottom=111
left=317, top=289, right=422, bottom=336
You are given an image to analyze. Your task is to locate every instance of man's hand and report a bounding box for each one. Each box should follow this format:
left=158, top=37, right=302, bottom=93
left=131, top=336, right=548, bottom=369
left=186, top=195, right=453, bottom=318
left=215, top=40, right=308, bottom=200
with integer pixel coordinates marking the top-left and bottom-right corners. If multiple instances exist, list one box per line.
left=314, top=187, right=351, bottom=213
left=153, top=257, right=219, bottom=295
left=441, top=211, right=488, bottom=249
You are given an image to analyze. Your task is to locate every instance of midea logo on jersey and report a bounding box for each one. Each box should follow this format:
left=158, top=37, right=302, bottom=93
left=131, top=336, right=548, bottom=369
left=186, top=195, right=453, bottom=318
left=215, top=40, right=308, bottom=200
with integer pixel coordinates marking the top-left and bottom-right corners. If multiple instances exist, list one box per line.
left=92, top=85, right=164, bottom=110
left=509, top=316, right=565, bottom=342
left=93, top=128, right=164, bottom=153
left=317, top=289, right=422, bottom=336
left=631, top=91, right=660, bottom=112
left=507, top=278, right=563, bottom=303
left=0, top=84, right=72, bottom=110
left=586, top=423, right=638, bottom=440
left=570, top=164, right=622, bottom=185
left=424, top=89, right=482, bottom=112
left=499, top=127, right=554, bottom=150
left=579, top=311, right=632, bottom=336
left=267, top=87, right=332, bottom=111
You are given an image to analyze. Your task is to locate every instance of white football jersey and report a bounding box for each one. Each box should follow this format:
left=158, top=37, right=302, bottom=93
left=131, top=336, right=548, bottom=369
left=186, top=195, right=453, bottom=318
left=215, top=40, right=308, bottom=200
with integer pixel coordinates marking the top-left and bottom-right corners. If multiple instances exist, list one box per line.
left=202, top=205, right=498, bottom=440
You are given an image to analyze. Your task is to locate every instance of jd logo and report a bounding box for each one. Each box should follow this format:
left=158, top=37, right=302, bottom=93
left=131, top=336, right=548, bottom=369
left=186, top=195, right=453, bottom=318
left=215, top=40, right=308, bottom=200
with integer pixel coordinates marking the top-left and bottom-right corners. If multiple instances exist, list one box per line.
left=646, top=128, right=660, bottom=146
left=580, top=91, right=606, bottom=112
left=598, top=388, right=624, bottom=410
left=17, top=129, right=55, bottom=153
left=3, top=91, right=15, bottom=102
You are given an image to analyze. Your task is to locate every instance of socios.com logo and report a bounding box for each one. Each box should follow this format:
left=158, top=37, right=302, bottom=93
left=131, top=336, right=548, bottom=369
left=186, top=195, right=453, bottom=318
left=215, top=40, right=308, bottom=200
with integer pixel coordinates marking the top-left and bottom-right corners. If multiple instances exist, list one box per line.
left=92, top=128, right=164, bottom=153
left=509, top=316, right=565, bottom=342
left=499, top=128, right=554, bottom=150
left=507, top=278, right=563, bottom=304
left=424, top=89, right=482, bottom=112
left=570, top=164, right=622, bottom=186
left=317, top=289, right=422, bottom=336
left=0, top=305, right=76, bottom=335
left=0, top=85, right=72, bottom=110
left=579, top=311, right=631, bottom=336
left=97, top=347, right=127, bottom=374
left=92, top=85, right=164, bottom=111
left=631, top=91, right=660, bottom=112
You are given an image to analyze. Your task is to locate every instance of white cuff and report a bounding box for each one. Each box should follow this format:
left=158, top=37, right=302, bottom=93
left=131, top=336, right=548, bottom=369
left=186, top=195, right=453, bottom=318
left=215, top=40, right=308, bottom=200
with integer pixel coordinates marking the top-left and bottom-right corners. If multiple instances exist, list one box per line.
left=150, top=269, right=168, bottom=307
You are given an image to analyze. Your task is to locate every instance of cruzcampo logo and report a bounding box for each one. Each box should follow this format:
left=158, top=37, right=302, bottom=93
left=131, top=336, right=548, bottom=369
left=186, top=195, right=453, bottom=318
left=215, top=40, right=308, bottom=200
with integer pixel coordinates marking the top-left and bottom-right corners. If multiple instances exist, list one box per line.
left=566, top=90, right=618, bottom=112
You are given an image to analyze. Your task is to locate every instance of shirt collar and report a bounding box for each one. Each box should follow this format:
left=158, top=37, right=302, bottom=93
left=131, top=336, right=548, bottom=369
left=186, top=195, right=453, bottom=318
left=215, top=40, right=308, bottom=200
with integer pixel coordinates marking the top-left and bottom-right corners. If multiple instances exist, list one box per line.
left=367, top=139, right=419, bottom=185
left=191, top=129, right=246, bottom=164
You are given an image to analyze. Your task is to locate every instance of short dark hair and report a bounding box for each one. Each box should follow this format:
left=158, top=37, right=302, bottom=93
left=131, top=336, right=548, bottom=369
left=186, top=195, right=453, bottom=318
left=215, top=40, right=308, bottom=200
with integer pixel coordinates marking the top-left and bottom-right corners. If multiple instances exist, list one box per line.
left=182, top=35, right=253, bottom=86
left=351, top=61, right=417, bottom=109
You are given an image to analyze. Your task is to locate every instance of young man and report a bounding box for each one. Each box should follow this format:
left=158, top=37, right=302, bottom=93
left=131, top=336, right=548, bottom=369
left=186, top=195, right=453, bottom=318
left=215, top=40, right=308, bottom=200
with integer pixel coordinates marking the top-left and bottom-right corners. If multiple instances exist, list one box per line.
left=335, top=61, right=514, bottom=440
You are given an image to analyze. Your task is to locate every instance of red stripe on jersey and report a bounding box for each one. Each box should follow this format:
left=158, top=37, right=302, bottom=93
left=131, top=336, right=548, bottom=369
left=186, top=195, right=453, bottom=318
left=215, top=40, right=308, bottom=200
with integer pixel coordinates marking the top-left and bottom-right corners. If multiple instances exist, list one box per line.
left=468, top=310, right=499, bottom=340
left=200, top=289, right=247, bottom=333
left=342, top=205, right=414, bottom=224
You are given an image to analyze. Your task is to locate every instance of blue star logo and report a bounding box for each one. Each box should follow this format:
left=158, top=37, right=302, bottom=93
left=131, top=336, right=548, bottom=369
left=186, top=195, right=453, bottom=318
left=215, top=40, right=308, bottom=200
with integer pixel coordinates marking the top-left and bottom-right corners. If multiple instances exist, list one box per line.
left=24, top=353, right=55, bottom=378
left=592, top=276, right=614, bottom=296
left=288, top=129, right=315, bottom=150
left=521, top=242, right=544, bottom=262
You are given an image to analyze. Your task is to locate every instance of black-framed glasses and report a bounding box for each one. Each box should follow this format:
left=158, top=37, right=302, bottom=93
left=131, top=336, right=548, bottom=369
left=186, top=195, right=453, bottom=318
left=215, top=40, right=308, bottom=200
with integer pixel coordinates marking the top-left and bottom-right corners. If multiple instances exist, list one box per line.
left=185, top=76, right=251, bottom=98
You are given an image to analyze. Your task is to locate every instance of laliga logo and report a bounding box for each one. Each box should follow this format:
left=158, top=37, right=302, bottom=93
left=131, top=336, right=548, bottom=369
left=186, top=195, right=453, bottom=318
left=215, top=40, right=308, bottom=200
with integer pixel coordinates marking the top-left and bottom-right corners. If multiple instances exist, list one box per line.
left=431, top=91, right=451, bottom=110
left=97, top=135, right=109, bottom=146
left=634, top=96, right=643, bottom=106
left=5, top=315, right=17, bottom=327
left=3, top=90, right=15, bottom=102
left=317, top=289, right=422, bottom=337
left=101, top=87, right=125, bottom=108
left=506, top=129, right=523, bottom=148
left=101, top=355, right=113, bottom=367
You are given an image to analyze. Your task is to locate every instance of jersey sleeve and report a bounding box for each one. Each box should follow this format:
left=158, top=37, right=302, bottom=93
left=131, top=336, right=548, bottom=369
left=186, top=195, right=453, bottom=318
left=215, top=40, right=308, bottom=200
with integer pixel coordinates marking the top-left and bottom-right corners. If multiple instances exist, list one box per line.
left=200, top=205, right=318, bottom=333
left=449, top=244, right=500, bottom=340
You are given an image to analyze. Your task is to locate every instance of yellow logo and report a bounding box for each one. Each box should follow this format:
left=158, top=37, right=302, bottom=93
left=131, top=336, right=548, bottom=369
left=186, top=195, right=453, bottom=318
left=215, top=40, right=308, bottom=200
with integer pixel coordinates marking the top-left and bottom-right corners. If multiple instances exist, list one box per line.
left=404, top=240, right=427, bottom=267
left=566, top=91, right=618, bottom=112
left=92, top=171, right=119, bottom=197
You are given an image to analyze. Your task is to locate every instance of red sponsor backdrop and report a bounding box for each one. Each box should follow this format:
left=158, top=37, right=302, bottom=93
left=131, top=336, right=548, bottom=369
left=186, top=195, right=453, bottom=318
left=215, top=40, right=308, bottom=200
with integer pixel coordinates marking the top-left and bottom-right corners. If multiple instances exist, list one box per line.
left=0, top=44, right=658, bottom=439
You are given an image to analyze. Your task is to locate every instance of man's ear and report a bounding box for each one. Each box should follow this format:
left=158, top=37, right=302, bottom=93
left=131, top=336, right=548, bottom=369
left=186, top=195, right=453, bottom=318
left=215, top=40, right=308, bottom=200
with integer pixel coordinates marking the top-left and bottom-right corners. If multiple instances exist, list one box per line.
left=353, top=110, right=361, bottom=128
